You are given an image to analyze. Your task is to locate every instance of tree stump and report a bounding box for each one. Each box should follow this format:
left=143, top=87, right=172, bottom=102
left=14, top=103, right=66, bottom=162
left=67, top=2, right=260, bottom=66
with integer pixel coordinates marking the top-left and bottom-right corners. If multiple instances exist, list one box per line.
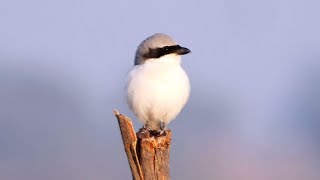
left=113, top=110, right=172, bottom=180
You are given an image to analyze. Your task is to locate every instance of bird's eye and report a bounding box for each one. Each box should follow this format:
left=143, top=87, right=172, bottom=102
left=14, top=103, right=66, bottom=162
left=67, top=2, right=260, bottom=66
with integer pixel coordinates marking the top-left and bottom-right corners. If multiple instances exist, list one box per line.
left=164, top=47, right=169, bottom=51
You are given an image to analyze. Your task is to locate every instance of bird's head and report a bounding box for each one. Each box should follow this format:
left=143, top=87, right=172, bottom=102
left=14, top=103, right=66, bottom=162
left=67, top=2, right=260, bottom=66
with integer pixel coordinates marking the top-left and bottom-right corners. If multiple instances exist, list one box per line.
left=134, top=33, right=191, bottom=65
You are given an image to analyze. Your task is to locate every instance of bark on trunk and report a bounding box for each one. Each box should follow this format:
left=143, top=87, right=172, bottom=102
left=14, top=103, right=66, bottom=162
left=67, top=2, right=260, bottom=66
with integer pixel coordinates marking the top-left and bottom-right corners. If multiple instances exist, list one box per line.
left=114, top=110, right=171, bottom=180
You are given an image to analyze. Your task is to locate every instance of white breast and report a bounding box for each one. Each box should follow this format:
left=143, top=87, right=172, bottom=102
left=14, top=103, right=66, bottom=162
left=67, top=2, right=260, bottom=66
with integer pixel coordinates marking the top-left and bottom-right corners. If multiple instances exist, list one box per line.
left=125, top=54, right=190, bottom=130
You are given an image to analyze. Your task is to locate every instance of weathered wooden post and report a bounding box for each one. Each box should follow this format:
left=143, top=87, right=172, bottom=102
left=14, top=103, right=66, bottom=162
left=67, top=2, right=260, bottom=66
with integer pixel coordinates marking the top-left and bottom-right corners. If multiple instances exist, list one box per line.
left=113, top=110, right=172, bottom=180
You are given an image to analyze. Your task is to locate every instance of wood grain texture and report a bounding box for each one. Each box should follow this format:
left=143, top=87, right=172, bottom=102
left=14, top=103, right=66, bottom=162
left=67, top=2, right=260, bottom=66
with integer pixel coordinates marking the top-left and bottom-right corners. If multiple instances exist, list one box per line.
left=113, top=110, right=143, bottom=180
left=138, top=129, right=171, bottom=180
left=114, top=110, right=172, bottom=180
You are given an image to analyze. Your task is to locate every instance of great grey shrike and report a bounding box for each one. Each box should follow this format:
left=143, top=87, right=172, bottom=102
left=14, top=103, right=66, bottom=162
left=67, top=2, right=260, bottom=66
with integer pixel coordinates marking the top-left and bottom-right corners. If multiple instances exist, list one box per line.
left=125, top=33, right=191, bottom=134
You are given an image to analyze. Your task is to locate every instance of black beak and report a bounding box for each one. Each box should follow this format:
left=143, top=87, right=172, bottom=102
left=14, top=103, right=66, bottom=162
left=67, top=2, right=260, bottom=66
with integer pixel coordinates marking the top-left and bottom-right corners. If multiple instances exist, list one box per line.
left=176, top=46, right=191, bottom=55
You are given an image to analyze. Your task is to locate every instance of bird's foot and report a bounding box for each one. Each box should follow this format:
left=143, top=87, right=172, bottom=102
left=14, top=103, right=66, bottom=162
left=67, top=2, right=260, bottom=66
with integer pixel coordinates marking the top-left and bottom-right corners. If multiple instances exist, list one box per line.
left=143, top=121, right=167, bottom=136
left=149, top=129, right=166, bottom=136
left=160, top=121, right=166, bottom=131
left=150, top=122, right=166, bottom=136
left=143, top=122, right=153, bottom=131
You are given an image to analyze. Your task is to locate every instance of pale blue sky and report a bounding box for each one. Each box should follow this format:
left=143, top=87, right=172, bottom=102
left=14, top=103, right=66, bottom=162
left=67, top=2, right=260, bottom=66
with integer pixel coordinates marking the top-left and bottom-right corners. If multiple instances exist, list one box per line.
left=1, top=0, right=320, bottom=179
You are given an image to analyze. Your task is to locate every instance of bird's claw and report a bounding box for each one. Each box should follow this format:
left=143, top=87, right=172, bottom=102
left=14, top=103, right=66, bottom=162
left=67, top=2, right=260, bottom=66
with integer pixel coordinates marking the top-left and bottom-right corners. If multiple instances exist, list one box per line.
left=143, top=122, right=153, bottom=131
left=143, top=121, right=167, bottom=136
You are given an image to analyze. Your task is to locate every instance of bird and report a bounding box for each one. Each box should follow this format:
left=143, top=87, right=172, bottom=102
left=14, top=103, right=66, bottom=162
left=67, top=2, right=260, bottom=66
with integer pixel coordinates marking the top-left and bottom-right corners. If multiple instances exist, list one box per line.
left=125, top=33, right=191, bottom=134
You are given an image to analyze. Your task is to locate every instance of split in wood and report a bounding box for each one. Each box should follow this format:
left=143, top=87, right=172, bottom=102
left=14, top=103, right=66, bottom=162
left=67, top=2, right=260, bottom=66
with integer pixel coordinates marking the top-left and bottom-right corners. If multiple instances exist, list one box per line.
left=113, top=110, right=172, bottom=180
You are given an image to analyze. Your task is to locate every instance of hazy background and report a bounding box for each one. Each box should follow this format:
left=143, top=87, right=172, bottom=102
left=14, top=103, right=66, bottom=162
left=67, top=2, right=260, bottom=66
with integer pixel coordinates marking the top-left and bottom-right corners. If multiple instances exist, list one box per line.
left=1, top=0, right=320, bottom=179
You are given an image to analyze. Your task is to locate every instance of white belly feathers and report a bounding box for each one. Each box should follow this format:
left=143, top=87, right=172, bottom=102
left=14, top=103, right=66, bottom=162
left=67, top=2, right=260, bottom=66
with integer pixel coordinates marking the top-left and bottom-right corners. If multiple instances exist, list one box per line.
left=125, top=56, right=190, bottom=130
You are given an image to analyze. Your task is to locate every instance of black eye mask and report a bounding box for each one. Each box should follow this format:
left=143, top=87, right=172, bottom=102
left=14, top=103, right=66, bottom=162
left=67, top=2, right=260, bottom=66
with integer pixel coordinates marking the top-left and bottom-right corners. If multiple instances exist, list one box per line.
left=144, top=45, right=190, bottom=59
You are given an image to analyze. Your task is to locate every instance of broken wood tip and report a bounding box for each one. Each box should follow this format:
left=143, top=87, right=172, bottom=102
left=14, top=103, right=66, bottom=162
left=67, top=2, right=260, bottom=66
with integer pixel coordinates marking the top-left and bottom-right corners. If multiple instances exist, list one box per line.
left=113, top=109, right=120, bottom=116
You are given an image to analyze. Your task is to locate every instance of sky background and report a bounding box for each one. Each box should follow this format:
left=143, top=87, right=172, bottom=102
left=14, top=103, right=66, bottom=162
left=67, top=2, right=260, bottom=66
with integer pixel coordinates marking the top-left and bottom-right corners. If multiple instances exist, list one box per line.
left=1, top=0, right=320, bottom=179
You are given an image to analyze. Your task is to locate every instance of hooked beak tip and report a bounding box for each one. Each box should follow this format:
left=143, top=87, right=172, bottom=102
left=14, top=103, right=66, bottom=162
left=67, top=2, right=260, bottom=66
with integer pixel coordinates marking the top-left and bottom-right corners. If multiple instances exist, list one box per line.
left=177, top=47, right=191, bottom=55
